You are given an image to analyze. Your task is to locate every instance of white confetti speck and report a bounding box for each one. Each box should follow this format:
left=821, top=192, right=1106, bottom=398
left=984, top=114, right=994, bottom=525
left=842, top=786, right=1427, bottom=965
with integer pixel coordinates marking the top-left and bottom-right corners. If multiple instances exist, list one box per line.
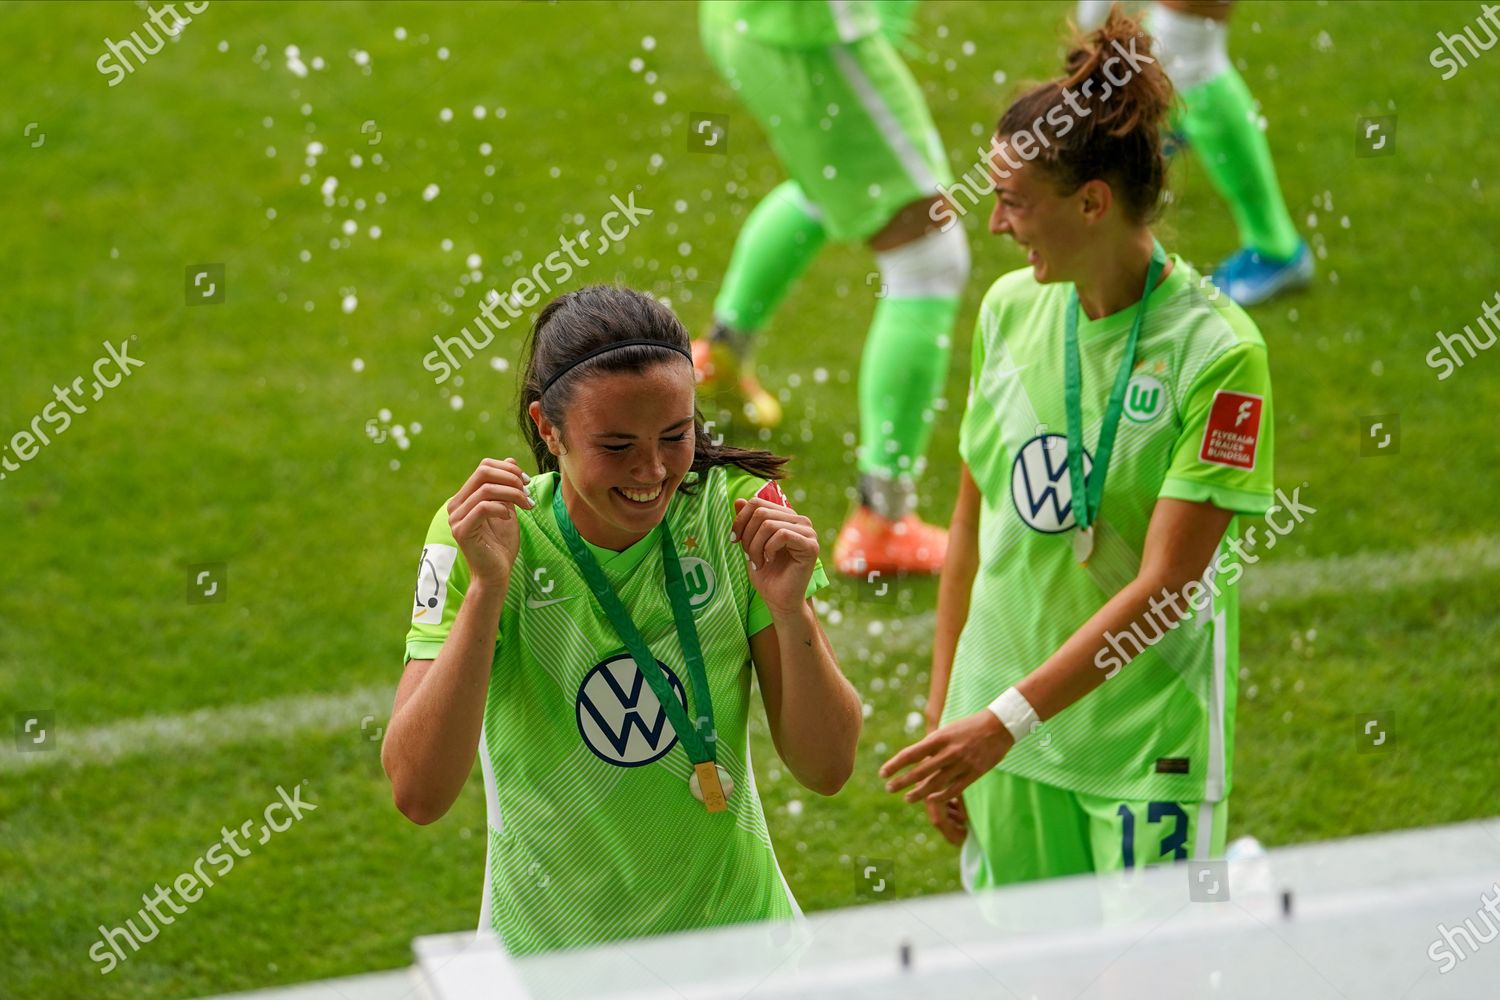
left=341, top=293, right=358, bottom=314
left=352, top=358, right=365, bottom=372
left=422, top=183, right=441, bottom=202
left=642, top=35, right=656, bottom=51
left=450, top=395, right=464, bottom=411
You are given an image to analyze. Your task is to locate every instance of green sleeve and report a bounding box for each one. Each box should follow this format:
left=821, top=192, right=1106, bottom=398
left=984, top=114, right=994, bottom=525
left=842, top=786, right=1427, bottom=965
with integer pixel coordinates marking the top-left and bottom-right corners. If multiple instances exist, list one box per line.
left=957, top=302, right=988, bottom=470
left=1159, top=343, right=1275, bottom=515
left=724, top=471, right=830, bottom=635
left=404, top=503, right=471, bottom=663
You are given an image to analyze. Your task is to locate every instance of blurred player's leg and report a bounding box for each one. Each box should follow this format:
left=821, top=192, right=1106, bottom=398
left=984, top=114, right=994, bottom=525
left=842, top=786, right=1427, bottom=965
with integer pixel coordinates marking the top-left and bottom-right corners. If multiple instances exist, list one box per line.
left=699, top=2, right=968, bottom=575
left=694, top=180, right=828, bottom=429
left=1150, top=0, right=1312, bottom=305
left=837, top=214, right=968, bottom=576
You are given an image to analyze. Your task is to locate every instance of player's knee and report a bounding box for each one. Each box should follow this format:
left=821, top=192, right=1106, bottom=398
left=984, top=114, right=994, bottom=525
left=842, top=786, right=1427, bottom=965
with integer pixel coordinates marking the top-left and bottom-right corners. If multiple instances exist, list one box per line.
left=873, top=223, right=970, bottom=300
left=1149, top=3, right=1231, bottom=91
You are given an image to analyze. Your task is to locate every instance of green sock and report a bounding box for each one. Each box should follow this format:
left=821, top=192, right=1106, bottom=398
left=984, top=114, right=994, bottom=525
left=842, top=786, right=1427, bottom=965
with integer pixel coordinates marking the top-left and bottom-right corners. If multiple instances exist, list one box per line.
left=857, top=295, right=959, bottom=481
left=712, top=180, right=828, bottom=339
left=1178, top=67, right=1301, bottom=260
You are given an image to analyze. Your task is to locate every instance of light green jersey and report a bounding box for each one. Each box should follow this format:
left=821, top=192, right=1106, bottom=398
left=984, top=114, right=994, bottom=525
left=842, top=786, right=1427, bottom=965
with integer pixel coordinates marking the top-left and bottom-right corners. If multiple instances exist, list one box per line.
left=405, top=465, right=828, bottom=955
left=949, top=258, right=1274, bottom=804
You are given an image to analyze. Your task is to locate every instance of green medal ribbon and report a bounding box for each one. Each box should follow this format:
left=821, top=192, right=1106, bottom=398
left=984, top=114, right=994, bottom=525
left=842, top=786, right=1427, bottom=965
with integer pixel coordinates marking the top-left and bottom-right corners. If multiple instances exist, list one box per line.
left=1063, top=240, right=1168, bottom=532
left=551, top=483, right=716, bottom=767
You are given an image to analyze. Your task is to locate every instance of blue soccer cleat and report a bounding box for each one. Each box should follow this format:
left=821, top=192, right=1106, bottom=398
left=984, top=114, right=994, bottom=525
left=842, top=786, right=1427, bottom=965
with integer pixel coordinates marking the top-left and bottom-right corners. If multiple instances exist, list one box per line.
left=1210, top=241, right=1315, bottom=307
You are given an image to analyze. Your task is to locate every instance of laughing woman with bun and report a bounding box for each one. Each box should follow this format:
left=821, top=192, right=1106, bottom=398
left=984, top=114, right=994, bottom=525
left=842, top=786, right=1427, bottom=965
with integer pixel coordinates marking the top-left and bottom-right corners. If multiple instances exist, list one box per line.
left=882, top=9, right=1276, bottom=889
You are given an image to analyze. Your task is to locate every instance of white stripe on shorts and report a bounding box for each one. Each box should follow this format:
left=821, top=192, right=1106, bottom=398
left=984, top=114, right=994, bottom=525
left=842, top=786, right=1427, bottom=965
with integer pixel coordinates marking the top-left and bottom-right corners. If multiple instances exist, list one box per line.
left=829, top=46, right=939, bottom=195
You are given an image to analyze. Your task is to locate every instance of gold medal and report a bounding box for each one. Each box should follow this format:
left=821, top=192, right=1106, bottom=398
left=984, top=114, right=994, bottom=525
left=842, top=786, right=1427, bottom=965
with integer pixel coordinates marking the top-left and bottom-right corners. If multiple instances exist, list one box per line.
left=690, top=761, right=732, bottom=812
left=1073, top=525, right=1094, bottom=565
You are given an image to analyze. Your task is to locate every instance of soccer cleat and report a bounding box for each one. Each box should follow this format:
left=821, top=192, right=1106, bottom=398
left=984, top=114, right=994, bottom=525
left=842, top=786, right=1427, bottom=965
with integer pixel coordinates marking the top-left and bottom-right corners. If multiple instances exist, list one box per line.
left=1210, top=240, right=1314, bottom=307
left=691, top=338, right=782, bottom=429
left=832, top=506, right=948, bottom=577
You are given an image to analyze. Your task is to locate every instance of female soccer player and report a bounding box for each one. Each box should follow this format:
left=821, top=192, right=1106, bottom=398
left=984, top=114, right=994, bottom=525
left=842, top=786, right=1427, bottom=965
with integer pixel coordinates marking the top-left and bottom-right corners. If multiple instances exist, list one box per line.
left=694, top=0, right=971, bottom=577
left=881, top=10, right=1275, bottom=889
left=383, top=285, right=862, bottom=954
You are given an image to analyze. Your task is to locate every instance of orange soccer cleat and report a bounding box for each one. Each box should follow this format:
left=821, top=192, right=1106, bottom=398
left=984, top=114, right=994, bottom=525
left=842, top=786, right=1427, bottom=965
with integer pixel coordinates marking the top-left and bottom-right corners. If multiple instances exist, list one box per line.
left=832, top=507, right=948, bottom=577
left=691, top=337, right=782, bottom=430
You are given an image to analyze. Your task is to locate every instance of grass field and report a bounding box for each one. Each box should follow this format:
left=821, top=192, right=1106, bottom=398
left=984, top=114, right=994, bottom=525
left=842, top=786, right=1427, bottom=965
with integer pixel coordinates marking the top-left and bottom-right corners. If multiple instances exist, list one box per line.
left=2, top=1, right=1498, bottom=997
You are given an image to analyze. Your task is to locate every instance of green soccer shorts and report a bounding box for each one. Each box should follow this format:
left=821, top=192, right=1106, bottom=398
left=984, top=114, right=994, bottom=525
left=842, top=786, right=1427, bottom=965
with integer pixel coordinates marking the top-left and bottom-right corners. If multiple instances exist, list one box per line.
left=960, top=767, right=1229, bottom=891
left=700, top=18, right=952, bottom=242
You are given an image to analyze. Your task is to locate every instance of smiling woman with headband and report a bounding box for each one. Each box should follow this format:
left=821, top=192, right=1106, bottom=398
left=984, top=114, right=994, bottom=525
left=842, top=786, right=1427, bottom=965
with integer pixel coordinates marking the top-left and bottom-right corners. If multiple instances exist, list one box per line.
left=382, top=284, right=861, bottom=955
left=881, top=8, right=1275, bottom=891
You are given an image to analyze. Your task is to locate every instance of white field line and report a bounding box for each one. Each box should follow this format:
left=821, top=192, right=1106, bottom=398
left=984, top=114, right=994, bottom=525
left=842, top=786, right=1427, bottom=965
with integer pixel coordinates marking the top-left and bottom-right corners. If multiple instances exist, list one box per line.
left=7, top=536, right=1497, bottom=774
left=3, top=685, right=390, bottom=774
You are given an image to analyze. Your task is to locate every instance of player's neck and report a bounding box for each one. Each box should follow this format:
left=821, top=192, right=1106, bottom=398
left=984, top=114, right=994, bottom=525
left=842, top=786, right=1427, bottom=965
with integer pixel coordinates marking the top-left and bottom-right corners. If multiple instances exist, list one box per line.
left=1073, top=228, right=1169, bottom=321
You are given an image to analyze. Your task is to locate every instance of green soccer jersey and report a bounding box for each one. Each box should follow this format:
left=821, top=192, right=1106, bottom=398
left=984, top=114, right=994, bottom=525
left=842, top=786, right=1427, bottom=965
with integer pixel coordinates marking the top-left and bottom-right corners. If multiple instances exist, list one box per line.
left=405, top=464, right=828, bottom=955
left=948, top=257, right=1274, bottom=804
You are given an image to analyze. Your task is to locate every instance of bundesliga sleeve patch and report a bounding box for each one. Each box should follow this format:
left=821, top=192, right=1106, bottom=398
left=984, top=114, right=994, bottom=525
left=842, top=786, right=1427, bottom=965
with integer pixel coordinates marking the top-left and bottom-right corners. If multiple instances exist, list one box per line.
left=755, top=480, right=791, bottom=507
left=1199, top=391, right=1264, bottom=470
left=412, top=543, right=459, bottom=623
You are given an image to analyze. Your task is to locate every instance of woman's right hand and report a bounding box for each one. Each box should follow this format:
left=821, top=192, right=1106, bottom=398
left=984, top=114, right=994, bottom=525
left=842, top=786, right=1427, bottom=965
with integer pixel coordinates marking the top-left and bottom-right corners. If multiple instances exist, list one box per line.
left=447, top=457, right=534, bottom=588
left=925, top=795, right=969, bottom=847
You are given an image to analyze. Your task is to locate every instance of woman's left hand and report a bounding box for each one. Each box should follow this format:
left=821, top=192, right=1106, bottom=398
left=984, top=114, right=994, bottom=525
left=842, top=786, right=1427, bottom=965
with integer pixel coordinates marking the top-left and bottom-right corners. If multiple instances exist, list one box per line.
left=732, top=495, right=817, bottom=615
left=879, top=711, right=1014, bottom=803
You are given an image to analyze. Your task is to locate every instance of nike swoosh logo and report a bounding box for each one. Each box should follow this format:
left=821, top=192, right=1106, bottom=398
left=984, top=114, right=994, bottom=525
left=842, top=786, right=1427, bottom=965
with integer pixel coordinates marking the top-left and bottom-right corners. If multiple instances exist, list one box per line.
left=525, top=595, right=578, bottom=609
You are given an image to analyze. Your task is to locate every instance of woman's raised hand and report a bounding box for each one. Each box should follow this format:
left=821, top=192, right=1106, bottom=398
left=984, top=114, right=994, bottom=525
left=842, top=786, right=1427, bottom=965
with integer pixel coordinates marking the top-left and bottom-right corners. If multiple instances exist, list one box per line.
left=447, top=457, right=534, bottom=589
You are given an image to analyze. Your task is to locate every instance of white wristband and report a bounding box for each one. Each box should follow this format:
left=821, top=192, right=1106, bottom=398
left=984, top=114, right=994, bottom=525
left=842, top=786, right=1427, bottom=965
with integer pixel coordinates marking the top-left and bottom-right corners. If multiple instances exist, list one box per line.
left=986, top=687, right=1039, bottom=744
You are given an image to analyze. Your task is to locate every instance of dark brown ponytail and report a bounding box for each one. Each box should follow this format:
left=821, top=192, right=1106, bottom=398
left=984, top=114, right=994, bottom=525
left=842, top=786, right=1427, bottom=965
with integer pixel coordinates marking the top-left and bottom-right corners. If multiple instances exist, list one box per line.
left=515, top=284, right=789, bottom=489
left=997, top=5, right=1175, bottom=223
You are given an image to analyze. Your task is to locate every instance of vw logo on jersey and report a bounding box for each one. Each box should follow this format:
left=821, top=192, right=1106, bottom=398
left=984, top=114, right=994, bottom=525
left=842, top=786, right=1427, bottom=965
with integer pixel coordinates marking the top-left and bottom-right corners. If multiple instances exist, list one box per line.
left=1123, top=373, right=1168, bottom=424
left=678, top=556, right=716, bottom=614
left=576, top=654, right=689, bottom=767
left=1011, top=433, right=1092, bottom=534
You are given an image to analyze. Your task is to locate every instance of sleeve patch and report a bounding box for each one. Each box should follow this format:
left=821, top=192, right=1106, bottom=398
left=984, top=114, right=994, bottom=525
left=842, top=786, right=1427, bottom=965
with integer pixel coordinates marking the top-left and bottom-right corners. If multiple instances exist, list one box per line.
left=755, top=480, right=790, bottom=508
left=412, top=544, right=459, bottom=623
left=1199, top=391, right=1264, bottom=470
